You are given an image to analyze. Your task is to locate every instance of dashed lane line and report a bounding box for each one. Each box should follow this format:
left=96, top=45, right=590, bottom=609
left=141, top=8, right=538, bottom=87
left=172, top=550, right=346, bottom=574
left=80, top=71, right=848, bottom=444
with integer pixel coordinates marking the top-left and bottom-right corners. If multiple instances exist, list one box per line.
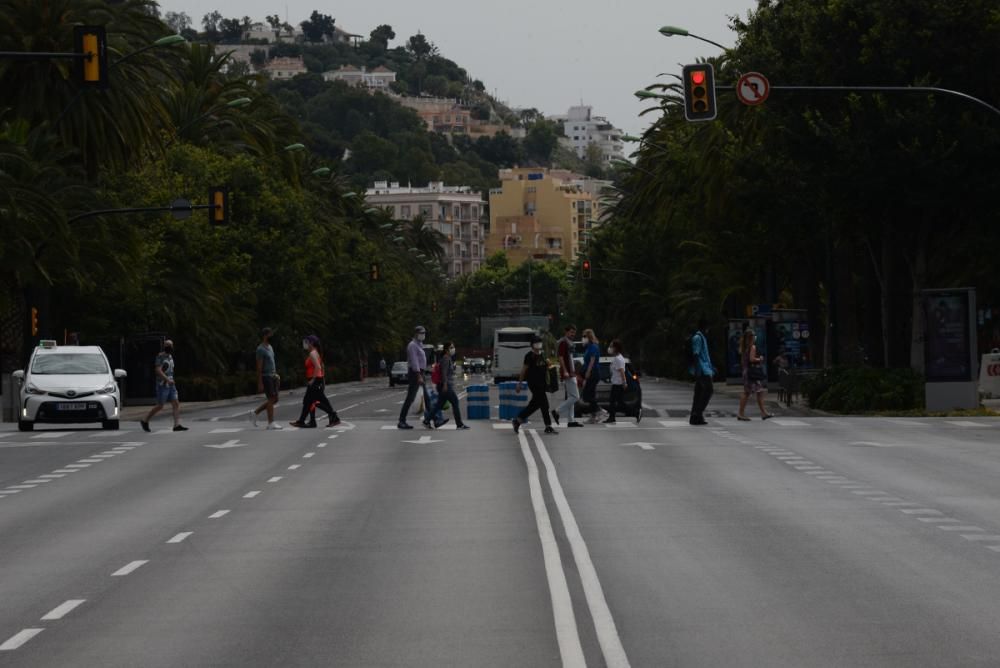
left=111, top=560, right=148, bottom=577
left=40, top=600, right=85, bottom=621
left=209, top=510, right=230, bottom=519
left=166, top=532, right=193, bottom=544
left=0, top=628, right=44, bottom=651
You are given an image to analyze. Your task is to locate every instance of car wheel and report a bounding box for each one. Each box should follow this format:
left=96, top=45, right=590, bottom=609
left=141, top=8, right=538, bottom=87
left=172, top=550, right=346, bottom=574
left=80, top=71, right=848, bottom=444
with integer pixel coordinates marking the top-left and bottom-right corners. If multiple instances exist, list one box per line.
left=102, top=420, right=119, bottom=430
left=18, top=420, right=33, bottom=432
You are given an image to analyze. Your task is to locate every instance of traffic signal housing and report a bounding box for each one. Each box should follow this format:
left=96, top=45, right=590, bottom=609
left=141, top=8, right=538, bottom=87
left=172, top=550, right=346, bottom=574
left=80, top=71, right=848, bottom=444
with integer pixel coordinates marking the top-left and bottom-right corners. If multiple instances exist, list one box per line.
left=208, top=187, right=229, bottom=226
left=582, top=258, right=592, bottom=279
left=682, top=63, right=717, bottom=122
left=369, top=262, right=381, bottom=282
left=74, top=26, right=108, bottom=88
left=30, top=307, right=39, bottom=337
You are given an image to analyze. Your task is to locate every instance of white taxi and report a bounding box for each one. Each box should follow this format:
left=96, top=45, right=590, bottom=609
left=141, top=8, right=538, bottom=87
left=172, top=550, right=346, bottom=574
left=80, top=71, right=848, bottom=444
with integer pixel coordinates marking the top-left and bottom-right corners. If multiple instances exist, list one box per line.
left=13, top=341, right=127, bottom=431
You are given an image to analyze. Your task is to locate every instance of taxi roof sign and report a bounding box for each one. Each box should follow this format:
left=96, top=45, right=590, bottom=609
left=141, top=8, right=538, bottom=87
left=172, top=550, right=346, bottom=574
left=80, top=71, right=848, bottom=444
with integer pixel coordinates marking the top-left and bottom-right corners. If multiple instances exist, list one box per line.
left=38, top=340, right=58, bottom=348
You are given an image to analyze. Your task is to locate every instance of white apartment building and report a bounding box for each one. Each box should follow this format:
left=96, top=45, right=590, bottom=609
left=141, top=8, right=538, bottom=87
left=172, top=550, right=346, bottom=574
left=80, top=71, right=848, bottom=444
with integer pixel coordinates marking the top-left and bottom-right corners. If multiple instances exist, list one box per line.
left=322, top=65, right=396, bottom=90
left=551, top=105, right=625, bottom=165
left=365, top=181, right=487, bottom=278
left=265, top=56, right=307, bottom=79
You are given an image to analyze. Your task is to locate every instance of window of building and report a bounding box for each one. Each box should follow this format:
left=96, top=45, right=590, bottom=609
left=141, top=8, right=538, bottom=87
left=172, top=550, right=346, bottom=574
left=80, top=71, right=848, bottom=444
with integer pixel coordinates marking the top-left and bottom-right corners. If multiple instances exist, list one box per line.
left=419, top=205, right=432, bottom=218
left=400, top=205, right=411, bottom=219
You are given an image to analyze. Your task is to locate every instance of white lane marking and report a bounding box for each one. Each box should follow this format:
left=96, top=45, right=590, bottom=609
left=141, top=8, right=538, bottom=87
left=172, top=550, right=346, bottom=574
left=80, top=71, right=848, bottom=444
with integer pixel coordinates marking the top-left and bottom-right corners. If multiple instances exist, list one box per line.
left=339, top=403, right=359, bottom=411
left=939, top=526, right=985, bottom=531
left=243, top=491, right=261, bottom=498
left=0, top=489, right=21, bottom=495
left=962, top=535, right=1000, bottom=541
left=167, top=532, right=193, bottom=543
left=530, top=429, right=631, bottom=668
left=41, top=599, right=86, bottom=621
left=0, top=628, right=44, bottom=651
left=796, top=466, right=824, bottom=470
left=287, top=464, right=301, bottom=470
left=851, top=490, right=888, bottom=495
left=77, top=459, right=103, bottom=464
left=302, top=452, right=315, bottom=458
left=209, top=428, right=242, bottom=434
left=948, top=421, right=991, bottom=428
left=22, top=479, right=52, bottom=484
left=327, top=434, right=339, bottom=439
left=267, top=477, right=283, bottom=483
left=873, top=497, right=906, bottom=503
left=317, top=444, right=326, bottom=448
left=881, top=501, right=921, bottom=506
left=7, top=485, right=37, bottom=490
left=919, top=517, right=958, bottom=522
left=65, top=463, right=92, bottom=468
left=493, top=423, right=514, bottom=430
left=90, top=454, right=116, bottom=458
left=888, top=419, right=930, bottom=426
left=209, top=510, right=230, bottom=519
left=0, top=433, right=13, bottom=439
left=112, top=560, right=148, bottom=576
left=32, top=432, right=72, bottom=439
left=771, top=419, right=809, bottom=426
left=900, top=509, right=944, bottom=515
left=38, top=474, right=66, bottom=479
left=658, top=420, right=688, bottom=428
left=515, top=429, right=586, bottom=668
left=53, top=469, right=78, bottom=474
left=806, top=471, right=834, bottom=476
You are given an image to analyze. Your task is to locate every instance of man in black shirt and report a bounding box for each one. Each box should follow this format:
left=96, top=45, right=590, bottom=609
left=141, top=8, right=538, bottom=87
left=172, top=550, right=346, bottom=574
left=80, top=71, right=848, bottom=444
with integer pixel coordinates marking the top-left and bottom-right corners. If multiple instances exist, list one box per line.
left=513, top=336, right=557, bottom=435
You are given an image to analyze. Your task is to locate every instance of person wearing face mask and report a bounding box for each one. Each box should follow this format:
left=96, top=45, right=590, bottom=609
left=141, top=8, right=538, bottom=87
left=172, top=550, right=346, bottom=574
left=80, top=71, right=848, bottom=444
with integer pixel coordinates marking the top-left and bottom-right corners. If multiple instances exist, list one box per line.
left=398, top=325, right=435, bottom=429
left=431, top=341, right=468, bottom=429
left=513, top=336, right=557, bottom=435
left=290, top=335, right=340, bottom=428
left=140, top=339, right=188, bottom=432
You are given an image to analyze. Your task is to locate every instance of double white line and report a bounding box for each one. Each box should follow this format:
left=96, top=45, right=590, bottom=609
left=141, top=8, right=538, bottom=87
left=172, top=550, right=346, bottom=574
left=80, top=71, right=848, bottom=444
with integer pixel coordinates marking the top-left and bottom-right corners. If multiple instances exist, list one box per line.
left=518, top=429, right=630, bottom=668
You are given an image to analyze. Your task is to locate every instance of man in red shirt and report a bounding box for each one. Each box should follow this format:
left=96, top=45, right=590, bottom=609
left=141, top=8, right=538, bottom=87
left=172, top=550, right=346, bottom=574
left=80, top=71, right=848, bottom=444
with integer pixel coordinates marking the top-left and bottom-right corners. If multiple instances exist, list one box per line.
left=552, top=324, right=584, bottom=428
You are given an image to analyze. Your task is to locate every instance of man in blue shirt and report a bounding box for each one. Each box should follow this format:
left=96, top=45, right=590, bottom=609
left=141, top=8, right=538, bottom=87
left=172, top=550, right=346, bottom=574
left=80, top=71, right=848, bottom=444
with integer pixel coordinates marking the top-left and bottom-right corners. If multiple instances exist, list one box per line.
left=689, top=318, right=716, bottom=425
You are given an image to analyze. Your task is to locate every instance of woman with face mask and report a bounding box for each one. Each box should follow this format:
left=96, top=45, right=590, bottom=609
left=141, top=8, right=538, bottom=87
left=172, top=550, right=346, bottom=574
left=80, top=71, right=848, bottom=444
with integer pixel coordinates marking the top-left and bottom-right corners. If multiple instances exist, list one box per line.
left=431, top=341, right=469, bottom=429
left=291, top=335, right=341, bottom=428
left=513, top=336, right=557, bottom=434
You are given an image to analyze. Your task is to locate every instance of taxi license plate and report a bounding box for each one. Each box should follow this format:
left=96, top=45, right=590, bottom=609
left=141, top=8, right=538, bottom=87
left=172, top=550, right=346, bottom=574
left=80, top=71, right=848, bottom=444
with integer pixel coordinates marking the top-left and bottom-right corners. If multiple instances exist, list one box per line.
left=57, top=402, right=88, bottom=411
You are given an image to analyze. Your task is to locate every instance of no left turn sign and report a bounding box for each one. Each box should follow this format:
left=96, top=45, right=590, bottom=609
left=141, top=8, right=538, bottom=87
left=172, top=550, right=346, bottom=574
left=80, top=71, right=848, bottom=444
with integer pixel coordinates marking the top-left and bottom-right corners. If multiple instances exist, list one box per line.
left=736, top=72, right=770, bottom=106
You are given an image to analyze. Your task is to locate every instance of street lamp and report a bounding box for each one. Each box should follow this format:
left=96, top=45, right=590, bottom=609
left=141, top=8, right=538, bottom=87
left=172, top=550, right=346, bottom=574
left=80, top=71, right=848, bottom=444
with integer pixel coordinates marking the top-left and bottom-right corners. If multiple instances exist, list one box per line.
left=112, top=34, right=186, bottom=68
left=283, top=143, right=306, bottom=152
left=311, top=167, right=331, bottom=177
left=658, top=25, right=729, bottom=51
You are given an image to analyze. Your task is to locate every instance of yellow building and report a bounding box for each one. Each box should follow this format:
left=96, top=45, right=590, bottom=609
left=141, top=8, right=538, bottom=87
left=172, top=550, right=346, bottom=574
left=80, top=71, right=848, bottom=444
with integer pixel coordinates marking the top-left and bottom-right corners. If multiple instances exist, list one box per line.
left=487, top=168, right=604, bottom=266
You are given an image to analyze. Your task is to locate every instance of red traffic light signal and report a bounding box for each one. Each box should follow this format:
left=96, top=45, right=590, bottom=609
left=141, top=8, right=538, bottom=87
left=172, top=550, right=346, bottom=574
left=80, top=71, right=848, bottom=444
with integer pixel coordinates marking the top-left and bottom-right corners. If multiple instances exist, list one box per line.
left=74, top=26, right=108, bottom=88
left=582, top=259, right=592, bottom=279
left=682, top=63, right=717, bottom=122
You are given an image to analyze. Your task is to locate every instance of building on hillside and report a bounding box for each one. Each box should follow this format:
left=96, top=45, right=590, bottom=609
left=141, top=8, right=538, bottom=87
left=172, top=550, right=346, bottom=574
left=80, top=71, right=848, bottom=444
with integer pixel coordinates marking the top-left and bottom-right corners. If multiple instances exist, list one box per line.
left=486, top=168, right=605, bottom=266
left=365, top=181, right=487, bottom=278
left=395, top=96, right=471, bottom=134
left=322, top=65, right=396, bottom=90
left=550, top=105, right=625, bottom=165
left=265, top=56, right=308, bottom=79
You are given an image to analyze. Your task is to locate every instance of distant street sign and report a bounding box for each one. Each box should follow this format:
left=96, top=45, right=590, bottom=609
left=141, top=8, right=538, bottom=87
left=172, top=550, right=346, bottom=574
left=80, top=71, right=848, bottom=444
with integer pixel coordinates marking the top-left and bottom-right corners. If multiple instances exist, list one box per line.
left=170, top=198, right=192, bottom=220
left=736, top=72, right=770, bottom=106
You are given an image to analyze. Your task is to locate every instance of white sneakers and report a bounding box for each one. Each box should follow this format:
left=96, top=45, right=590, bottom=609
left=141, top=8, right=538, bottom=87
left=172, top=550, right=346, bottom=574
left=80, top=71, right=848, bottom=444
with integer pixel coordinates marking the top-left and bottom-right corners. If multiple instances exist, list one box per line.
left=266, top=422, right=283, bottom=430
left=248, top=410, right=258, bottom=428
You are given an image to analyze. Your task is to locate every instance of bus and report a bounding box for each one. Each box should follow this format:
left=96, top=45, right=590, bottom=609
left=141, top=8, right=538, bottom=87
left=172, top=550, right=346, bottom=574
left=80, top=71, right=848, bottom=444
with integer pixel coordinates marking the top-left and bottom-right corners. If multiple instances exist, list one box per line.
left=492, top=327, right=538, bottom=383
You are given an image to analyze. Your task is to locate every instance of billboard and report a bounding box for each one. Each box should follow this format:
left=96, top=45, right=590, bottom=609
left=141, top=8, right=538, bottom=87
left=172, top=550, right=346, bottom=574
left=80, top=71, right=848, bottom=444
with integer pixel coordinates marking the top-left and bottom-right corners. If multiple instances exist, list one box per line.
left=924, top=290, right=974, bottom=383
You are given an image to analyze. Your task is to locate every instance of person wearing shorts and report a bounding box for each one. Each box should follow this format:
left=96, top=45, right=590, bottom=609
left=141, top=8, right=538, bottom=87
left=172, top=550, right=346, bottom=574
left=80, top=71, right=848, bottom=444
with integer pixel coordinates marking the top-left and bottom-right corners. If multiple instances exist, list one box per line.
left=141, top=339, right=188, bottom=432
left=250, top=327, right=282, bottom=429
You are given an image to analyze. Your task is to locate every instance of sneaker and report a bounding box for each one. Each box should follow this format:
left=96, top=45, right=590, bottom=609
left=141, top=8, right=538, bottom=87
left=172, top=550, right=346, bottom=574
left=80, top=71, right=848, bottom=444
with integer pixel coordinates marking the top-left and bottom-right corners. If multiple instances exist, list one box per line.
left=327, top=415, right=342, bottom=428
left=456, top=424, right=470, bottom=430
left=398, top=422, right=413, bottom=430
left=567, top=421, right=584, bottom=428
left=603, top=417, right=617, bottom=424
left=248, top=410, right=258, bottom=428
left=140, top=420, right=150, bottom=433
left=289, top=420, right=308, bottom=428
left=266, top=422, right=283, bottom=430
left=544, top=426, right=558, bottom=434
left=433, top=417, right=449, bottom=429
left=550, top=410, right=561, bottom=426
left=636, top=407, right=643, bottom=424
left=762, top=413, right=774, bottom=420
left=173, top=424, right=188, bottom=432
left=422, top=420, right=433, bottom=429
left=512, top=418, right=521, bottom=434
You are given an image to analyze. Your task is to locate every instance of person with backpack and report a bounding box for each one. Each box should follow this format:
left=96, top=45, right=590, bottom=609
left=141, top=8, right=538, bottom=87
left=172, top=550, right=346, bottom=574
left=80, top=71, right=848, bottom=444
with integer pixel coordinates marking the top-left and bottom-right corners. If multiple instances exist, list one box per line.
left=431, top=341, right=467, bottom=429
left=290, top=335, right=341, bottom=428
left=513, top=336, right=557, bottom=434
left=689, top=318, right=716, bottom=425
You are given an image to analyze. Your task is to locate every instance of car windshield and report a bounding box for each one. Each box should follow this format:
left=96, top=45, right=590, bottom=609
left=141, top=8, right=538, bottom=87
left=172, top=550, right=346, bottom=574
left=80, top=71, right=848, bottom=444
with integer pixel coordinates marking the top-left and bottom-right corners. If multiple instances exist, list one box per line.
left=392, top=362, right=407, bottom=371
left=31, top=353, right=109, bottom=375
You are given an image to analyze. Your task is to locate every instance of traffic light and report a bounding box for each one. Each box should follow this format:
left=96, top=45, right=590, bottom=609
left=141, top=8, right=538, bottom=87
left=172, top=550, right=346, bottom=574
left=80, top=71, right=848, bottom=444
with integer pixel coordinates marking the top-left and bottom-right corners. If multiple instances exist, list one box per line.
left=582, top=258, right=592, bottom=279
left=432, top=301, right=438, bottom=313
left=74, top=26, right=108, bottom=88
left=208, top=187, right=228, bottom=225
left=369, top=262, right=381, bottom=282
left=30, top=307, right=39, bottom=337
left=682, top=63, right=717, bottom=122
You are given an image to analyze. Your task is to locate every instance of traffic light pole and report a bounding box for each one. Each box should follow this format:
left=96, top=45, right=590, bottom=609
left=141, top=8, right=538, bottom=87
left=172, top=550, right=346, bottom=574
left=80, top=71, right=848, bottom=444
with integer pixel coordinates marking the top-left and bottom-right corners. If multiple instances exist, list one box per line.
left=67, top=203, right=216, bottom=224
left=716, top=84, right=1000, bottom=119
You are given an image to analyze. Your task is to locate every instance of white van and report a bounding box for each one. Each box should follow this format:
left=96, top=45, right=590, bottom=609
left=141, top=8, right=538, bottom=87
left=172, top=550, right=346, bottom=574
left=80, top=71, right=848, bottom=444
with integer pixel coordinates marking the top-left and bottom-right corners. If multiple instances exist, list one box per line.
left=492, top=327, right=538, bottom=383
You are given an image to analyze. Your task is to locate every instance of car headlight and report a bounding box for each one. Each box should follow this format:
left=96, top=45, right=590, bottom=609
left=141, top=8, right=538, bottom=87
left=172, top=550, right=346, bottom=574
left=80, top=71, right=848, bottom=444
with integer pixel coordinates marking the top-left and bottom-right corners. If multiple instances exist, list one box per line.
left=97, top=383, right=117, bottom=394
left=25, top=383, right=46, bottom=395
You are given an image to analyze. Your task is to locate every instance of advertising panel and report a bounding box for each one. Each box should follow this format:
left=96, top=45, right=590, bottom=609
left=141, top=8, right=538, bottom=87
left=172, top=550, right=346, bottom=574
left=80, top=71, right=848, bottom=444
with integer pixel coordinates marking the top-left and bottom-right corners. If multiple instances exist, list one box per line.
left=924, top=291, right=973, bottom=383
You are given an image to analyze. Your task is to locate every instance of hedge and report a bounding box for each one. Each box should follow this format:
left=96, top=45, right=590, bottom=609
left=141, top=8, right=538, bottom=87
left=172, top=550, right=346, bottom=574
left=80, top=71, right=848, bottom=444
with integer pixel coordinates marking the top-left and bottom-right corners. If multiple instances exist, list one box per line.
left=802, top=367, right=924, bottom=414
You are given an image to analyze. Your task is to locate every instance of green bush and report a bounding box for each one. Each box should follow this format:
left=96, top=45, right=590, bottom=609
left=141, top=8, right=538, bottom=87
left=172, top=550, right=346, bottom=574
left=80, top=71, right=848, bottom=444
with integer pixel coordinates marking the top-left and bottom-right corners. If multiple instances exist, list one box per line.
left=803, top=367, right=924, bottom=413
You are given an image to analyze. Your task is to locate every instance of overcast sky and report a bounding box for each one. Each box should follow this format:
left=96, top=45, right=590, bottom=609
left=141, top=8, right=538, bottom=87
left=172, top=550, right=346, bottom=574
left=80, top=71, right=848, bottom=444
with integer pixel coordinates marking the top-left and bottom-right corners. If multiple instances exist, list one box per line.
left=154, top=0, right=759, bottom=137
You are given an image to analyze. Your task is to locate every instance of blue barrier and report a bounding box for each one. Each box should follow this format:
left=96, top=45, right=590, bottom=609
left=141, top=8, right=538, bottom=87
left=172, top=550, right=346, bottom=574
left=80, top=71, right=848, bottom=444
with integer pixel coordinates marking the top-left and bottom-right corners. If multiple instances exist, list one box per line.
left=466, top=384, right=490, bottom=420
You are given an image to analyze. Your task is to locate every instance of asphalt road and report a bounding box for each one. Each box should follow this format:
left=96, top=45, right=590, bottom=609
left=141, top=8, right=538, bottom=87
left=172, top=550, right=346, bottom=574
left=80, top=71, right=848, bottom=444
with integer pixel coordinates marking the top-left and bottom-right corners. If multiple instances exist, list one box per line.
left=2, top=376, right=1000, bottom=667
